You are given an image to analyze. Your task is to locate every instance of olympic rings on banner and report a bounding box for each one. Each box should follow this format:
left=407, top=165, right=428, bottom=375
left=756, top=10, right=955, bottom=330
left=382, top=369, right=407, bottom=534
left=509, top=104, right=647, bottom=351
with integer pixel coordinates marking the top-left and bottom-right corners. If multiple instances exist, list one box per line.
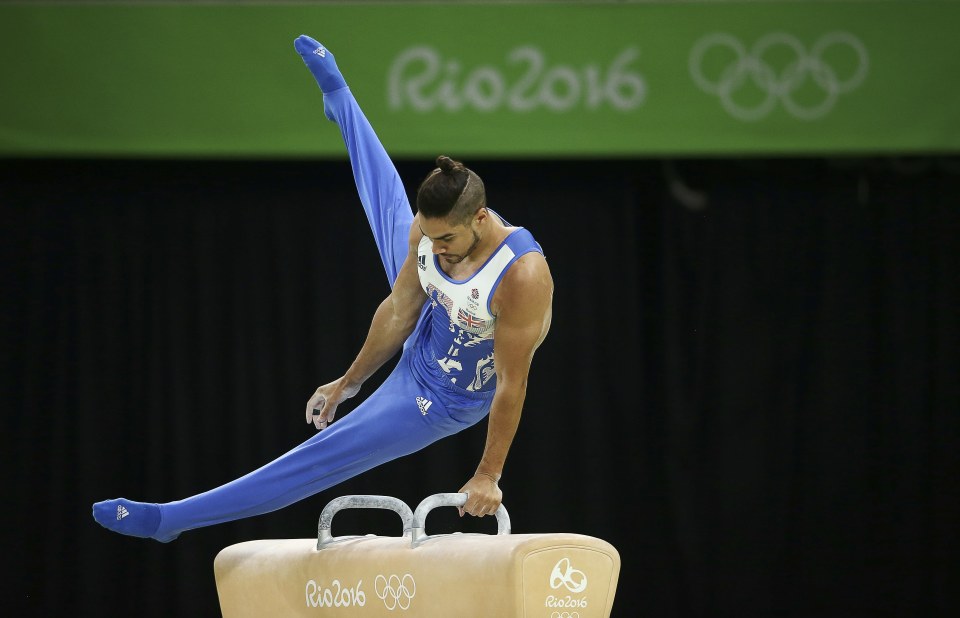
left=689, top=32, right=869, bottom=120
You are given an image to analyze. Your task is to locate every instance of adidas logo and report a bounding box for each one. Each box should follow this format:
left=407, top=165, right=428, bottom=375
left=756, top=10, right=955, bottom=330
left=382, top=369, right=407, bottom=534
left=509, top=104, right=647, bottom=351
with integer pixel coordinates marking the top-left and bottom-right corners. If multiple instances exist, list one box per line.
left=116, top=505, right=129, bottom=520
left=314, top=46, right=327, bottom=58
left=417, top=255, right=427, bottom=271
left=415, top=396, right=433, bottom=415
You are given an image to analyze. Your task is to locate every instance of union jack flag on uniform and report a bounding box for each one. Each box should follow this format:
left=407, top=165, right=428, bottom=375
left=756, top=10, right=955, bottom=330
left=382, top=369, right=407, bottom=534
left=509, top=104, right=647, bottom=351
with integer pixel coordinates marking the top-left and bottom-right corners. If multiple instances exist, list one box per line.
left=457, top=308, right=487, bottom=330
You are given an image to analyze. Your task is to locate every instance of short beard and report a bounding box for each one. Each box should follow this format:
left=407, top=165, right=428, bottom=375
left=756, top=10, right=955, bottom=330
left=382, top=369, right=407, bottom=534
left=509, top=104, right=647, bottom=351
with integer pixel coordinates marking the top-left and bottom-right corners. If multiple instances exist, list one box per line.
left=445, top=229, right=481, bottom=264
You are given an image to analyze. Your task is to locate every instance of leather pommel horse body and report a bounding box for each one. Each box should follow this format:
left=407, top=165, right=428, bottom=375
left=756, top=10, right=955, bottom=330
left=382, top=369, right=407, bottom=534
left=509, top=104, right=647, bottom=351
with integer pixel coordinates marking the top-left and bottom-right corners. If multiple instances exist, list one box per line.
left=214, top=494, right=621, bottom=617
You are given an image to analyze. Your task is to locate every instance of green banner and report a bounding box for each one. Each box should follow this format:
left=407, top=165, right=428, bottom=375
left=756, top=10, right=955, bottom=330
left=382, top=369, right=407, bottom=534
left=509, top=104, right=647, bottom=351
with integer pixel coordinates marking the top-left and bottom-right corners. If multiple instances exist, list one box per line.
left=1, top=1, right=958, bottom=157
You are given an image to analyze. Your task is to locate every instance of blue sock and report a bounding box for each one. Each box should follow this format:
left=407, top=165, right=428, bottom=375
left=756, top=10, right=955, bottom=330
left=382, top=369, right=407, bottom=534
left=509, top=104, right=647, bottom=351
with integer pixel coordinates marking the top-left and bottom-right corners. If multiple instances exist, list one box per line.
left=295, top=35, right=347, bottom=93
left=92, top=498, right=177, bottom=542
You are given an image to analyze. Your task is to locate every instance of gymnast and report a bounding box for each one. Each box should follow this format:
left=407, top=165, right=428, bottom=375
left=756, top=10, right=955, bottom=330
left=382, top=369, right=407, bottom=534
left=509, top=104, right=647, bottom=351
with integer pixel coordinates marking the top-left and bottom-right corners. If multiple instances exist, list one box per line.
left=92, top=35, right=553, bottom=542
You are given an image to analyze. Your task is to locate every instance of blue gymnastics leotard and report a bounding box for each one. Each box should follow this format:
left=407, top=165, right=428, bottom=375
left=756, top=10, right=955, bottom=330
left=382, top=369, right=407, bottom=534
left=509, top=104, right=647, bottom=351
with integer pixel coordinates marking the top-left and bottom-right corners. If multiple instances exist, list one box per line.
left=91, top=37, right=542, bottom=542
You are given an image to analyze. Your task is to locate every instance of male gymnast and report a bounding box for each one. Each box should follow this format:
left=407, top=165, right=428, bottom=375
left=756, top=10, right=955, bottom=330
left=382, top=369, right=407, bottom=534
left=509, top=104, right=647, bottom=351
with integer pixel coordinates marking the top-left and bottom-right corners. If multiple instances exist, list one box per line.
left=92, top=35, right=553, bottom=542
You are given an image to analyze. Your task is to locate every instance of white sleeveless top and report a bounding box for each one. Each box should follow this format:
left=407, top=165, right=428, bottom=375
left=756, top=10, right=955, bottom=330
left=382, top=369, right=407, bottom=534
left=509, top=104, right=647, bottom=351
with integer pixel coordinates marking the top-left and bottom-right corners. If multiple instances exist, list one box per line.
left=411, top=223, right=543, bottom=394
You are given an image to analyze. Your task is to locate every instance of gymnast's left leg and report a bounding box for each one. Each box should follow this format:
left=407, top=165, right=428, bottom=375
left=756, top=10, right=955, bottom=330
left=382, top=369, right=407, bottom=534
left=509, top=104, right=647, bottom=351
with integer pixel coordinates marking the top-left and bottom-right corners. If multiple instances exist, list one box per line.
left=92, top=353, right=488, bottom=542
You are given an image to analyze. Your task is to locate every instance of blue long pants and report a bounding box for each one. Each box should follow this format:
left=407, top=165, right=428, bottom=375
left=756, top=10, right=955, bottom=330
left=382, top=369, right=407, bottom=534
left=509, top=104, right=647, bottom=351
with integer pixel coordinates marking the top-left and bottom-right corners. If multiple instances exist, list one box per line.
left=147, top=88, right=492, bottom=541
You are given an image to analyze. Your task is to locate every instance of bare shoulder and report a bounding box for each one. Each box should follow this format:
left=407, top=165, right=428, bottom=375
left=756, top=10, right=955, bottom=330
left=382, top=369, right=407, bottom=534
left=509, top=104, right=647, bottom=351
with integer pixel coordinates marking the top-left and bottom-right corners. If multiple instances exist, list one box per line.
left=491, top=252, right=553, bottom=317
left=503, top=251, right=553, bottom=289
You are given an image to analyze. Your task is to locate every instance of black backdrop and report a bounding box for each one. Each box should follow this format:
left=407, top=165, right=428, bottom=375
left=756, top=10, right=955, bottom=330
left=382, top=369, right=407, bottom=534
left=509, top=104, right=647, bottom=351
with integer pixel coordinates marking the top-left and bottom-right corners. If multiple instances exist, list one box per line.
left=2, top=157, right=958, bottom=617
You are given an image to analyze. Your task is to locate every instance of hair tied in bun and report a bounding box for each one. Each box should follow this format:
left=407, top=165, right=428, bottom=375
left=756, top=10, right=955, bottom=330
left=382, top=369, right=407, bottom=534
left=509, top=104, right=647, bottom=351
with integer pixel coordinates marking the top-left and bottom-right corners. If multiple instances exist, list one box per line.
left=436, top=155, right=463, bottom=174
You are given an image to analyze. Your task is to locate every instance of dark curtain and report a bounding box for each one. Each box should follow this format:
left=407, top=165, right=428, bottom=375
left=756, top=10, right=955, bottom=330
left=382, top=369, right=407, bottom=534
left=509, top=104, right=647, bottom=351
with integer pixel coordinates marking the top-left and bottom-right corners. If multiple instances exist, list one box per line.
left=2, top=157, right=957, bottom=617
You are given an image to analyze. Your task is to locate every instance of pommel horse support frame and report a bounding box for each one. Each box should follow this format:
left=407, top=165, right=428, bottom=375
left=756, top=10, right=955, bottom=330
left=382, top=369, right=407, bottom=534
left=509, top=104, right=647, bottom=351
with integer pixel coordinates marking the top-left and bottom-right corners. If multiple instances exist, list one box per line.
left=214, top=493, right=621, bottom=617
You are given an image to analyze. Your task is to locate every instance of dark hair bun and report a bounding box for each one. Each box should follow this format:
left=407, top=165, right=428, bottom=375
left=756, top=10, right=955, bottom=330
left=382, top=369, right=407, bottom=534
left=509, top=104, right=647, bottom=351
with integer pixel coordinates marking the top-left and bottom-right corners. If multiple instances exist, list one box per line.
left=436, top=155, right=464, bottom=175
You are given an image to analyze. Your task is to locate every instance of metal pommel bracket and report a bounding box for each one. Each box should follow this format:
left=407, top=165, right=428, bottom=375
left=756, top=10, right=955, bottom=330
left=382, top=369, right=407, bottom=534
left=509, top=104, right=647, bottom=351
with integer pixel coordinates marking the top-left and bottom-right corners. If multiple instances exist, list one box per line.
left=410, top=492, right=511, bottom=547
left=316, top=495, right=414, bottom=550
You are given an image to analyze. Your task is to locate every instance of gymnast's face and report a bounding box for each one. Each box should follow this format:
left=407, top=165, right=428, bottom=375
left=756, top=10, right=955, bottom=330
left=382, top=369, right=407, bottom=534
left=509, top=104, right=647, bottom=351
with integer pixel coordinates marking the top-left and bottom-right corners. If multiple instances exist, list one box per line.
left=419, top=212, right=483, bottom=264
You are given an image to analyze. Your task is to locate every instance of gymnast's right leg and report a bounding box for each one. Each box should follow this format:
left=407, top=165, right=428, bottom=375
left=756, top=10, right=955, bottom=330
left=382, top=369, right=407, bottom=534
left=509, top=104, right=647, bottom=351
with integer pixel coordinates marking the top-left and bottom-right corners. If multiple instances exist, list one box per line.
left=295, top=34, right=413, bottom=287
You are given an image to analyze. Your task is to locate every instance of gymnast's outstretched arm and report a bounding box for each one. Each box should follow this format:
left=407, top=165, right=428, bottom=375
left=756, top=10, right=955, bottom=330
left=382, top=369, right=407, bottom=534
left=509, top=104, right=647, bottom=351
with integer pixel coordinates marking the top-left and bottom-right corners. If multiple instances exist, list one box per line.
left=305, top=217, right=426, bottom=430
left=295, top=35, right=413, bottom=286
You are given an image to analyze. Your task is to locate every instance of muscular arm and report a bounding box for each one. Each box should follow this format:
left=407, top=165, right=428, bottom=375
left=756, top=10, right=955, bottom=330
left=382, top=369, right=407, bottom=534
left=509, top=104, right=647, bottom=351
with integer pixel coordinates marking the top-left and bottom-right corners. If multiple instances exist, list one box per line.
left=306, top=219, right=427, bottom=429
left=459, top=252, right=554, bottom=516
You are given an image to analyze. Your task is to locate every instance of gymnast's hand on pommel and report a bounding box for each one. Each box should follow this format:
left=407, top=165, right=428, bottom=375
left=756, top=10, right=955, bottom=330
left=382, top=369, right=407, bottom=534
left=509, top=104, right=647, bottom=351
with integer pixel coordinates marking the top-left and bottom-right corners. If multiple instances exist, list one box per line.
left=458, top=472, right=503, bottom=518
left=305, top=378, right=360, bottom=430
